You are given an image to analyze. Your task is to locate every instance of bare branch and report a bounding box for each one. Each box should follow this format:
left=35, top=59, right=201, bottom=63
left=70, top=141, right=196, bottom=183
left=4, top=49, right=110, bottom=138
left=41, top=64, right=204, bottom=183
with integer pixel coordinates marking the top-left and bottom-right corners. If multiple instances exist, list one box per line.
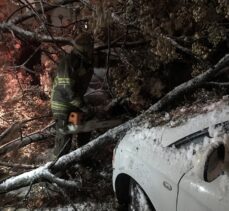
left=0, top=161, right=39, bottom=169
left=43, top=171, right=81, bottom=189
left=39, top=0, right=46, bottom=20
left=146, top=56, right=229, bottom=114
left=0, top=122, right=54, bottom=156
left=0, top=116, right=51, bottom=142
left=0, top=131, right=52, bottom=156
left=0, top=22, right=73, bottom=44
left=0, top=122, right=24, bottom=143
left=24, top=179, right=34, bottom=200
left=0, top=164, right=49, bottom=193
left=6, top=4, right=29, bottom=22
left=161, top=34, right=209, bottom=66
left=23, top=0, right=43, bottom=22
left=1, top=54, right=229, bottom=194
left=0, top=124, right=127, bottom=194
left=204, top=81, right=229, bottom=87
left=21, top=0, right=67, bottom=53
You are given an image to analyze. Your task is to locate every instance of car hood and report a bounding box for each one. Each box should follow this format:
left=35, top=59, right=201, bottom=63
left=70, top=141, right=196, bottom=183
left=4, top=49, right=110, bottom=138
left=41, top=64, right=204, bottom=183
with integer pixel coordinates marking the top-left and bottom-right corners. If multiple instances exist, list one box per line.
left=161, top=100, right=229, bottom=147
left=116, top=99, right=229, bottom=182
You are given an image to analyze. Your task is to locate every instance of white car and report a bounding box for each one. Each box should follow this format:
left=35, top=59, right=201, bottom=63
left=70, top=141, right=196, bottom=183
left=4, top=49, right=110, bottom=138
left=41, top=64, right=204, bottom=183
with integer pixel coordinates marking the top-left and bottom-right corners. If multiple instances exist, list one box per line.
left=112, top=100, right=229, bottom=211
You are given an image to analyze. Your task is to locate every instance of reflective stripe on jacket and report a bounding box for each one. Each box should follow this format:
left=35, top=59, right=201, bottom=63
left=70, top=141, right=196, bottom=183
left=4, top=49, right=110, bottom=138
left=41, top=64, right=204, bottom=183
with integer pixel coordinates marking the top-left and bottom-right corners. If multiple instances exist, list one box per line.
left=51, top=52, right=93, bottom=118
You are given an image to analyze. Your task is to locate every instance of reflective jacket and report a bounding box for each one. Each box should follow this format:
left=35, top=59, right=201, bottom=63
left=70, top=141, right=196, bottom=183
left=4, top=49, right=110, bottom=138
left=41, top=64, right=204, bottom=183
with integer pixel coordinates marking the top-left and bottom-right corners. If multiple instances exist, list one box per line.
left=51, top=52, right=93, bottom=119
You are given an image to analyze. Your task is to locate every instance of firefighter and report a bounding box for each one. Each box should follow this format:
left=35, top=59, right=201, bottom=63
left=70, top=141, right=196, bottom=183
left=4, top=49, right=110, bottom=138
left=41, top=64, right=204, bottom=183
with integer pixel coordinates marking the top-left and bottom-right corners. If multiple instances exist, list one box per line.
left=51, top=32, right=94, bottom=158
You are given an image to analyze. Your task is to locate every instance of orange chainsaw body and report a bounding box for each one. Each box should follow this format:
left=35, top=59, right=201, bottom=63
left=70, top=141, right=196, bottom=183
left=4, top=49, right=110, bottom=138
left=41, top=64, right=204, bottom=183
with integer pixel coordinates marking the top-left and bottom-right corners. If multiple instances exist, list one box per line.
left=68, top=112, right=83, bottom=125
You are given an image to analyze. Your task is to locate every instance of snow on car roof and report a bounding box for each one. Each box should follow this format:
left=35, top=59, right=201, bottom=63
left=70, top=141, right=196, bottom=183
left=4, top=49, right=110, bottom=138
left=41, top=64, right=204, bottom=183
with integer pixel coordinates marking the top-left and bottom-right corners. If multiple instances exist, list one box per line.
left=161, top=98, right=229, bottom=147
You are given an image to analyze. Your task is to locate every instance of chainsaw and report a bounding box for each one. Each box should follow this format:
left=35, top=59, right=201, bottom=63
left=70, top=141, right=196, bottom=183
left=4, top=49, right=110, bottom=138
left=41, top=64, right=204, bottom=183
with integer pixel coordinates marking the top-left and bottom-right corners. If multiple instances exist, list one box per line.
left=65, top=112, right=122, bottom=135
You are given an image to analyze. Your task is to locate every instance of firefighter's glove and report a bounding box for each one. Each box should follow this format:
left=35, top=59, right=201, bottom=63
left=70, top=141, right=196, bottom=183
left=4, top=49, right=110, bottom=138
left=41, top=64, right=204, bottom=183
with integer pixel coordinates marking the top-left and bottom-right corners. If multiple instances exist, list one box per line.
left=67, top=124, right=79, bottom=132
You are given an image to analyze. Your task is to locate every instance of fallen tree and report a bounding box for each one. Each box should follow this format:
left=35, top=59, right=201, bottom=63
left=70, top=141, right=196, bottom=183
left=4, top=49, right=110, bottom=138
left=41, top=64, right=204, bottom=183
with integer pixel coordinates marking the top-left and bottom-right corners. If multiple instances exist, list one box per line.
left=1, top=53, right=229, bottom=194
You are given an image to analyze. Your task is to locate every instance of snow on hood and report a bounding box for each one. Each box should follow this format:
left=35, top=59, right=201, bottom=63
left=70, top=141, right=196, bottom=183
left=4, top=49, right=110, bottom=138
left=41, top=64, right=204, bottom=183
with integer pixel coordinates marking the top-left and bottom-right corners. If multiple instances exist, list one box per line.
left=120, top=100, right=229, bottom=175
left=120, top=124, right=195, bottom=174
left=162, top=98, right=229, bottom=147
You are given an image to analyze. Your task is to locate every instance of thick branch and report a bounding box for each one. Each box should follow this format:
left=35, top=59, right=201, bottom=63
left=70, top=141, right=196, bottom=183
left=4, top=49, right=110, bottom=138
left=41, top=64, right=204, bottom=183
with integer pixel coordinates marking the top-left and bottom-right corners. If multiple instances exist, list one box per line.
left=146, top=55, right=229, bottom=114
left=0, top=21, right=147, bottom=52
left=43, top=171, right=81, bottom=189
left=53, top=124, right=130, bottom=170
left=0, top=124, right=129, bottom=193
left=0, top=22, right=73, bottom=44
left=1, top=54, right=229, bottom=193
left=0, top=165, right=48, bottom=193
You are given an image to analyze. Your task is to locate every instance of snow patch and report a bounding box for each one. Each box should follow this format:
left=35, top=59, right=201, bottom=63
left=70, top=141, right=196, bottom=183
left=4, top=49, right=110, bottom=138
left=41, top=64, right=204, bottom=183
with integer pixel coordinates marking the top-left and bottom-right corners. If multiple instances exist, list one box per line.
left=122, top=126, right=196, bottom=173
left=122, top=117, right=229, bottom=176
left=37, top=201, right=116, bottom=211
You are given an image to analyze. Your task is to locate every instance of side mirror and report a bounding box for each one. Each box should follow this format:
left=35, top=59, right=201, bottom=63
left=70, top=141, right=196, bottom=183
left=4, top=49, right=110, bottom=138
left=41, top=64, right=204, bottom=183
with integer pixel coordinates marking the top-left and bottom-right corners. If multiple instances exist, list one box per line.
left=195, top=142, right=225, bottom=182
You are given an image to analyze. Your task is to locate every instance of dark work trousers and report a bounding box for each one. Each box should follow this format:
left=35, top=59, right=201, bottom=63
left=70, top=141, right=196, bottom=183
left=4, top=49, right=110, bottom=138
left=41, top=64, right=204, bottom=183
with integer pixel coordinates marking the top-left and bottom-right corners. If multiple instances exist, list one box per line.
left=77, top=132, right=92, bottom=147
left=54, top=118, right=72, bottom=158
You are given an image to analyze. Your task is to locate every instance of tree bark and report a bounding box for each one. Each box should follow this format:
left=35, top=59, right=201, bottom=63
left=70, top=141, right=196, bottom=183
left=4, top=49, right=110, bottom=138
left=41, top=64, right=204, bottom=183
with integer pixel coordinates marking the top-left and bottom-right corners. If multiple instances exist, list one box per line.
left=145, top=55, right=229, bottom=114
left=1, top=53, right=229, bottom=194
left=0, top=22, right=73, bottom=44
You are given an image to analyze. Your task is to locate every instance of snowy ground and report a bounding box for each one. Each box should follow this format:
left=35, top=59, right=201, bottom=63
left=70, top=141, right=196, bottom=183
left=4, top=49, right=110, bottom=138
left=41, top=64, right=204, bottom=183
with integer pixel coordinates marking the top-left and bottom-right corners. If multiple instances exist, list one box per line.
left=3, top=201, right=116, bottom=211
